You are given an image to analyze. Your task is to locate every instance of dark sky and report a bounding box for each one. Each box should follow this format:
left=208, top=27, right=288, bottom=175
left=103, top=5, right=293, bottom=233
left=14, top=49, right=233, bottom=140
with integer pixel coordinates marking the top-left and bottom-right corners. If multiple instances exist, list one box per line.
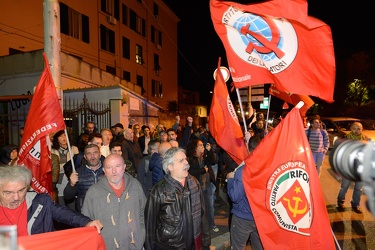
left=163, top=0, right=372, bottom=107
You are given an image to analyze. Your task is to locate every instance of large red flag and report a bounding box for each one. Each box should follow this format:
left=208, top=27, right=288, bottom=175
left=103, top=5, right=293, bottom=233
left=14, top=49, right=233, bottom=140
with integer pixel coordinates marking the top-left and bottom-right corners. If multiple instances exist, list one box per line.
left=210, top=0, right=335, bottom=102
left=18, top=227, right=105, bottom=250
left=269, top=84, right=314, bottom=116
left=18, top=53, right=65, bottom=195
left=208, top=59, right=248, bottom=165
left=242, top=106, right=335, bottom=249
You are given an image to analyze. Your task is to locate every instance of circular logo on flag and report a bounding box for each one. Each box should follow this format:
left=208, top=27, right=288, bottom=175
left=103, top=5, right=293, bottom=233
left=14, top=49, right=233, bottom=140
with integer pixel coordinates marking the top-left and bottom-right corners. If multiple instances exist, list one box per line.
left=266, top=161, right=312, bottom=235
left=225, top=9, right=298, bottom=73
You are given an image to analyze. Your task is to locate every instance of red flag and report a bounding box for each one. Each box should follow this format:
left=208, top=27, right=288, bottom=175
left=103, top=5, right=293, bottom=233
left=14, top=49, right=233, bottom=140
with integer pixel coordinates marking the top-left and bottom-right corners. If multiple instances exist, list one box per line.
left=242, top=106, right=335, bottom=249
left=18, top=53, right=65, bottom=195
left=269, top=84, right=314, bottom=116
left=210, top=0, right=335, bottom=102
left=208, top=59, right=248, bottom=165
left=18, top=227, right=105, bottom=250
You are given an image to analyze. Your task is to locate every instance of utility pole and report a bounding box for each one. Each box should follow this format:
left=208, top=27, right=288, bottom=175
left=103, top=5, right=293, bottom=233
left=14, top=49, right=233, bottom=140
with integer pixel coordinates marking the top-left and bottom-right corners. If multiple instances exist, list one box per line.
left=43, top=0, right=63, bottom=108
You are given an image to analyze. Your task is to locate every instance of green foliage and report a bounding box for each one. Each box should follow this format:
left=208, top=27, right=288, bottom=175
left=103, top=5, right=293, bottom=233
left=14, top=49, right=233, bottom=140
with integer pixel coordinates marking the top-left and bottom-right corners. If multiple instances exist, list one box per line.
left=345, top=79, right=369, bottom=108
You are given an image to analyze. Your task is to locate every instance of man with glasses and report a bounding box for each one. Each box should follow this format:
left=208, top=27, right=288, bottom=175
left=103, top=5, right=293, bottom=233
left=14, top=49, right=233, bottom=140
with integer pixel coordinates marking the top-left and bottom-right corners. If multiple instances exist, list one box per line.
left=0, top=166, right=103, bottom=236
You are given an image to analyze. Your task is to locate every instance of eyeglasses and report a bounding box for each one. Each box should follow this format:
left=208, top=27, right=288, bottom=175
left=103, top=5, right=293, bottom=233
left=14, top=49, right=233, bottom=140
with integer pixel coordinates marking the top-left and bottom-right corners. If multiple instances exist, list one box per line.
left=174, top=158, right=188, bottom=164
left=2, top=187, right=28, bottom=198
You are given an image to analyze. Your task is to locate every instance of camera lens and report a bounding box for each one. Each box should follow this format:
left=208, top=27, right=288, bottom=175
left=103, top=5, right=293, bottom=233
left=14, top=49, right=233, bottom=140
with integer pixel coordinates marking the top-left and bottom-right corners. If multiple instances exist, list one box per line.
left=329, top=139, right=367, bottom=181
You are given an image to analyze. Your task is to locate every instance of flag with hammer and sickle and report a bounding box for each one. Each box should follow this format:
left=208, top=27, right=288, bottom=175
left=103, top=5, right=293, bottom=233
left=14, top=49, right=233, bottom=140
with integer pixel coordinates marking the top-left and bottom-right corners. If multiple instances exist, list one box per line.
left=210, top=0, right=335, bottom=103
left=242, top=105, right=335, bottom=249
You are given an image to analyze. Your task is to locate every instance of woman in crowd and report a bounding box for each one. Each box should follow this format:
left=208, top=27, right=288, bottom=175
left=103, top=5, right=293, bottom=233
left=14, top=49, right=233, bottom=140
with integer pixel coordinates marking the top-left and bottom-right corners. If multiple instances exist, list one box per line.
left=51, top=130, right=79, bottom=206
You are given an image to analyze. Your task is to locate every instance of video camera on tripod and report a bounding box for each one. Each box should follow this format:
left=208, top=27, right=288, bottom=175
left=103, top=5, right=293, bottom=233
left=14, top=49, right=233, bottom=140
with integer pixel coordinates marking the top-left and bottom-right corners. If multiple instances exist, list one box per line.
left=329, top=139, right=375, bottom=216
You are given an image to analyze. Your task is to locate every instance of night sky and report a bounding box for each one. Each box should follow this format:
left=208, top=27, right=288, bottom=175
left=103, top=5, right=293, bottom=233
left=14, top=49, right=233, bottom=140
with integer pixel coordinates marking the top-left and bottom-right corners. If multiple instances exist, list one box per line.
left=163, top=0, right=372, bottom=109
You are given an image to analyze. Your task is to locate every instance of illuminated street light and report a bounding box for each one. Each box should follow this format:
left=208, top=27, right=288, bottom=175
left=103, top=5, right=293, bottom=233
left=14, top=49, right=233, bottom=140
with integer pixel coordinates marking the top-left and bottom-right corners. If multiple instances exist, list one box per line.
left=213, top=66, right=230, bottom=82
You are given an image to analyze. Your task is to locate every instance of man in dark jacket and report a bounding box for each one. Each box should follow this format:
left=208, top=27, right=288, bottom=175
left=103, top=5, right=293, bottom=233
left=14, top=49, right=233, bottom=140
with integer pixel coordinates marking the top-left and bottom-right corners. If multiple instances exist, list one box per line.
left=145, top=147, right=210, bottom=250
left=149, top=141, right=171, bottom=185
left=64, top=144, right=105, bottom=212
left=0, top=166, right=102, bottom=236
left=121, top=128, right=143, bottom=174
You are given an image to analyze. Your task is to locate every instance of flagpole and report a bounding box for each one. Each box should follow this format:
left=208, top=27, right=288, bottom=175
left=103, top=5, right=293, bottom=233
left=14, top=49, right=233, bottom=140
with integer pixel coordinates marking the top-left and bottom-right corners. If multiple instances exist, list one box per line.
left=64, top=129, right=76, bottom=173
left=265, top=94, right=272, bottom=133
left=236, top=88, right=248, bottom=136
left=332, top=228, right=342, bottom=250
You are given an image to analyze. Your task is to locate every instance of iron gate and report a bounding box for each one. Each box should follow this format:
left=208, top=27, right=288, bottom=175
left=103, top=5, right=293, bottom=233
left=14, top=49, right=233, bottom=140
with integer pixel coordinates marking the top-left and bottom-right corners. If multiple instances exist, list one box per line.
left=63, top=93, right=111, bottom=143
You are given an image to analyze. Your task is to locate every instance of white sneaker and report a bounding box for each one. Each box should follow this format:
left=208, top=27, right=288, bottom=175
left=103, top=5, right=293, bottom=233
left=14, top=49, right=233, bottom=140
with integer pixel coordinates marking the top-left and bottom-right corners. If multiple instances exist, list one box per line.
left=212, top=226, right=219, bottom=232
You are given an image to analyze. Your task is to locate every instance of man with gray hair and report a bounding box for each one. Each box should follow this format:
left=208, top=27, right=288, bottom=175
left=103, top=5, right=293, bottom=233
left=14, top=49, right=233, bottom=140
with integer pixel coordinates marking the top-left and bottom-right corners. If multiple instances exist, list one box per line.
left=145, top=147, right=210, bottom=250
left=0, top=166, right=102, bottom=236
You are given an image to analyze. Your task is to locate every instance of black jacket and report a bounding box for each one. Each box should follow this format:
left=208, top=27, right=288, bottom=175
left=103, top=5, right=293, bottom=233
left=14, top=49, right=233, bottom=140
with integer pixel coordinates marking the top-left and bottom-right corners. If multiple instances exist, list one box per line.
left=188, top=149, right=216, bottom=187
left=145, top=176, right=210, bottom=250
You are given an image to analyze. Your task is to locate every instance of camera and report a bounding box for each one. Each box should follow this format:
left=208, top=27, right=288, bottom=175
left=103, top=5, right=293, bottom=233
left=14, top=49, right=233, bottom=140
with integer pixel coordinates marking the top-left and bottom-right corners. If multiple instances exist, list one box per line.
left=329, top=138, right=375, bottom=216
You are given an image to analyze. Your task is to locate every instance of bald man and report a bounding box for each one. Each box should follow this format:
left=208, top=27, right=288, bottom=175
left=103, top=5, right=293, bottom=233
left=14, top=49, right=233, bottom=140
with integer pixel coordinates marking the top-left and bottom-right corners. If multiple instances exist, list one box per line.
left=82, top=153, right=146, bottom=249
left=149, top=142, right=172, bottom=185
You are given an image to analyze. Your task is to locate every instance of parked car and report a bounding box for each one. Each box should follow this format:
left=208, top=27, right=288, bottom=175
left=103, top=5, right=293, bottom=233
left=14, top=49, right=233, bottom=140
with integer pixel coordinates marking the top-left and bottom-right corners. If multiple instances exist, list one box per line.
left=321, top=117, right=375, bottom=148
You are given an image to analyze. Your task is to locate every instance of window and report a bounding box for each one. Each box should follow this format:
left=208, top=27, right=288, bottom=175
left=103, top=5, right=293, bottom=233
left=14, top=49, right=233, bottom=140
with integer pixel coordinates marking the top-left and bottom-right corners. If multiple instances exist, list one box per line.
left=122, top=36, right=130, bottom=59
left=122, top=4, right=128, bottom=25
left=152, top=80, right=163, bottom=98
left=130, top=9, right=146, bottom=37
left=137, top=75, right=146, bottom=95
left=100, top=24, right=115, bottom=53
left=60, top=3, right=90, bottom=43
left=101, top=0, right=119, bottom=20
left=153, top=3, right=159, bottom=16
left=151, top=25, right=162, bottom=47
left=106, top=65, right=116, bottom=75
left=154, top=54, right=161, bottom=76
left=123, top=71, right=130, bottom=81
left=136, top=44, right=143, bottom=65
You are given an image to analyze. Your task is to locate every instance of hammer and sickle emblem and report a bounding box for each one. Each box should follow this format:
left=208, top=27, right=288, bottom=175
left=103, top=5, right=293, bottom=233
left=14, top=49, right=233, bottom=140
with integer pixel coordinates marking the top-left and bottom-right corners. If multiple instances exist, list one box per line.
left=283, top=196, right=307, bottom=218
left=240, top=16, right=285, bottom=59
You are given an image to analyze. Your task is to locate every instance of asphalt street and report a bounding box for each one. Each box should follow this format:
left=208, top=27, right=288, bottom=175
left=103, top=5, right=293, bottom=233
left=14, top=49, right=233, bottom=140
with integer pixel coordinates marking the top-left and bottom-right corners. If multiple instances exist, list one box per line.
left=210, top=150, right=375, bottom=250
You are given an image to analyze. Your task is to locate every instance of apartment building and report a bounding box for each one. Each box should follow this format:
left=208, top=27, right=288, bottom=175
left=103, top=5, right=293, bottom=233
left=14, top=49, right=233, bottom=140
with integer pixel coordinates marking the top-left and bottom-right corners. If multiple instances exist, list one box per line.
left=0, top=0, right=179, bottom=145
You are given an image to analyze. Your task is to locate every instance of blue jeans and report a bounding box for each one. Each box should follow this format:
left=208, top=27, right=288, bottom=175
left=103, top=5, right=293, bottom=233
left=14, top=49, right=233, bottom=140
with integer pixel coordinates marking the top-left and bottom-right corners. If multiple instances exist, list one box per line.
left=337, top=178, right=363, bottom=207
left=203, top=182, right=216, bottom=228
left=311, top=151, right=325, bottom=176
left=211, top=164, right=218, bottom=200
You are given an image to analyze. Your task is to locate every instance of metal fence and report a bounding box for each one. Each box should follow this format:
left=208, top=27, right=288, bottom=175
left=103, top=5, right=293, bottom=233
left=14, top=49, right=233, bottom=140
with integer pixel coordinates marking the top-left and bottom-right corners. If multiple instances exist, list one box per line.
left=63, top=93, right=111, bottom=143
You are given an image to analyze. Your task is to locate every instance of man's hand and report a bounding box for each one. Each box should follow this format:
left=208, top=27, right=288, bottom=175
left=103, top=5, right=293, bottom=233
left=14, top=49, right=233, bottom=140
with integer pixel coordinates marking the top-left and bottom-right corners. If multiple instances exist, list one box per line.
left=226, top=172, right=235, bottom=179
left=86, top=220, right=103, bottom=234
left=69, top=172, right=79, bottom=186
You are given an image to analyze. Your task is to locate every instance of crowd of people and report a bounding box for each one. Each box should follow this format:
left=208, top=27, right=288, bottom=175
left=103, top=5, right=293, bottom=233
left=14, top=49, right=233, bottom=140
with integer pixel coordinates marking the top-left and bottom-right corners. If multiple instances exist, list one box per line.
left=0, top=111, right=369, bottom=249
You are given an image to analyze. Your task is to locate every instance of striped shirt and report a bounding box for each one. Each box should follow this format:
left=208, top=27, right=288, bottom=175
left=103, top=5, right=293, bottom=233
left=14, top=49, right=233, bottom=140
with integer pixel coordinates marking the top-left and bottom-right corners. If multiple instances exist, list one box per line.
left=307, top=129, right=329, bottom=152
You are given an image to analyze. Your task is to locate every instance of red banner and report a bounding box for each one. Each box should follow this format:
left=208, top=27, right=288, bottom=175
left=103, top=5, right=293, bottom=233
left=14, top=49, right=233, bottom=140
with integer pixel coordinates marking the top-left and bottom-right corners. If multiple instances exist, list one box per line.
left=242, top=106, right=335, bottom=249
left=210, top=0, right=335, bottom=102
left=18, top=227, right=105, bottom=250
left=269, top=84, right=314, bottom=116
left=18, top=53, right=65, bottom=195
left=209, top=59, right=248, bottom=165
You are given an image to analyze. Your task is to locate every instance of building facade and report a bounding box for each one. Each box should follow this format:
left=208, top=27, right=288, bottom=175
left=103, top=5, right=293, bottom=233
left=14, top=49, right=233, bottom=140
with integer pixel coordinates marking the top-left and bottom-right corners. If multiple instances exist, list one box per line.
left=0, top=0, right=179, bottom=146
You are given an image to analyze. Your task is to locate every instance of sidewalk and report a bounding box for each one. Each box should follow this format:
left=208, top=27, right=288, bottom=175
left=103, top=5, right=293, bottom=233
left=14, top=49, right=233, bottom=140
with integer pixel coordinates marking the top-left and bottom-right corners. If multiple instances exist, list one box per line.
left=210, top=184, right=231, bottom=250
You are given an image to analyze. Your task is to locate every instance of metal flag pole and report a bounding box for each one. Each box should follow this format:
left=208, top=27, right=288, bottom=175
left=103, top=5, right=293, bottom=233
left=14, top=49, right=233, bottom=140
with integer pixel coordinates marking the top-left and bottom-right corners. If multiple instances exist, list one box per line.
left=265, top=94, right=272, bottom=132
left=64, top=129, right=75, bottom=173
left=236, top=88, right=248, bottom=136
